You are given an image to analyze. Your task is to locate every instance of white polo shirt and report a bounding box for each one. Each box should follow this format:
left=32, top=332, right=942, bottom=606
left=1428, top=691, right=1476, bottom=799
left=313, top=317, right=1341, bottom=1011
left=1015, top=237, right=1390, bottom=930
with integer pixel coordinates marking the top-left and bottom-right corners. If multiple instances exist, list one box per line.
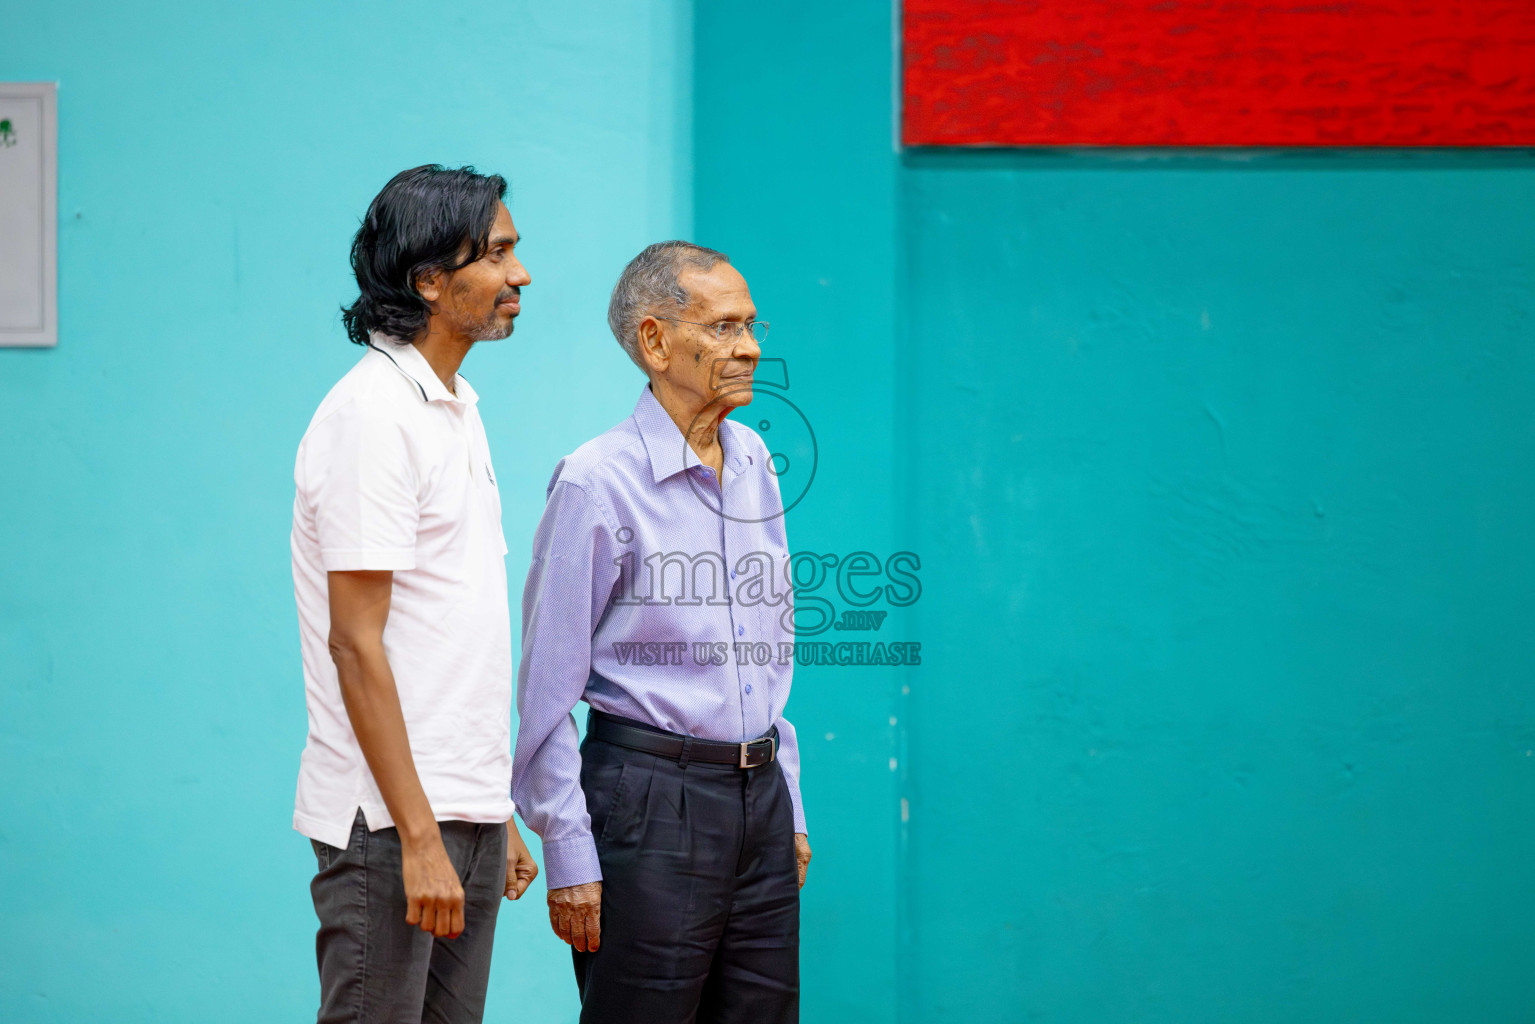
left=290, top=333, right=514, bottom=848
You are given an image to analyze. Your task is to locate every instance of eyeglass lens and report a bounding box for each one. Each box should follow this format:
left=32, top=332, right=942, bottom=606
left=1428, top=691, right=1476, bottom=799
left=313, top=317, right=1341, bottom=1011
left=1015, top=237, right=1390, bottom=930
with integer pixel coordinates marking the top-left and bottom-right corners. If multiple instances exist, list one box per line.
left=718, top=321, right=770, bottom=343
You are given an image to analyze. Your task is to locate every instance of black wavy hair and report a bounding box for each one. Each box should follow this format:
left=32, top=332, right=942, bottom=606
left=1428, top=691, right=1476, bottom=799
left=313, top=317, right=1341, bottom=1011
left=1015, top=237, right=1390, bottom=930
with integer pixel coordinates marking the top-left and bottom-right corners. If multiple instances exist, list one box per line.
left=341, top=164, right=508, bottom=345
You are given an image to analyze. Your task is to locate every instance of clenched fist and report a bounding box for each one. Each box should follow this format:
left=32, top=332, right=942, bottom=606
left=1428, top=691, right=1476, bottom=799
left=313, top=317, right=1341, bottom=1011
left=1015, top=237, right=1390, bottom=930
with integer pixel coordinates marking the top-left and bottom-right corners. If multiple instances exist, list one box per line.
left=504, top=819, right=539, bottom=901
left=548, top=881, right=602, bottom=952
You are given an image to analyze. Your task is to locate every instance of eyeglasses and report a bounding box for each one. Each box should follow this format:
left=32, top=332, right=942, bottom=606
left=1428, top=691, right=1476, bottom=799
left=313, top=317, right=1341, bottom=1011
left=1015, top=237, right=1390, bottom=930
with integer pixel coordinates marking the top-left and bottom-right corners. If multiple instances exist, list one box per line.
left=655, top=317, right=770, bottom=344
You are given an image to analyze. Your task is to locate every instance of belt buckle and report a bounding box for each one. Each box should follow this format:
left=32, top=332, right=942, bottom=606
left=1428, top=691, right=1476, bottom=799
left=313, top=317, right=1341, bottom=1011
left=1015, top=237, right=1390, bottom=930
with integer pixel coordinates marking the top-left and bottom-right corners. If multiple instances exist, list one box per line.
left=738, top=735, right=776, bottom=769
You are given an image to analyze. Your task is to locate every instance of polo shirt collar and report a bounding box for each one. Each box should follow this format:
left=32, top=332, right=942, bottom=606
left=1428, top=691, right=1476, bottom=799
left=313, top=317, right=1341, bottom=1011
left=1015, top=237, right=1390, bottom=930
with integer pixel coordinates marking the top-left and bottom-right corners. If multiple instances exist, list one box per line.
left=367, top=333, right=476, bottom=405
left=632, top=383, right=750, bottom=483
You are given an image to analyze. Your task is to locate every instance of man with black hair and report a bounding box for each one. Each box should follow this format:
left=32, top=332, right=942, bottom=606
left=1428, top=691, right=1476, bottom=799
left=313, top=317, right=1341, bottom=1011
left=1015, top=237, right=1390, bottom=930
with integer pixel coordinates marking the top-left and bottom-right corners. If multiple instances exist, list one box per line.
left=290, top=164, right=538, bottom=1023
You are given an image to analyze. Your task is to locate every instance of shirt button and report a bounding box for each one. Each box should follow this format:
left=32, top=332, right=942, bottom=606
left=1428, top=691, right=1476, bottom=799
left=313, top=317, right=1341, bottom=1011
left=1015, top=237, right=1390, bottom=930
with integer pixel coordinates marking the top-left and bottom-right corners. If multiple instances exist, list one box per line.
left=737, top=625, right=745, bottom=636
left=745, top=684, right=754, bottom=694
left=730, top=570, right=737, bottom=580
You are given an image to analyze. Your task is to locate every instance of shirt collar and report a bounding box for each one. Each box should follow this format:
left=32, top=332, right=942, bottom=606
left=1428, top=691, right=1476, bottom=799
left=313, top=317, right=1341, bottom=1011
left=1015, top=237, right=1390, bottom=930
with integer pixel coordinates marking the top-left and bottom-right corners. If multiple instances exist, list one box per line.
left=632, top=384, right=749, bottom=484
left=367, top=332, right=476, bottom=405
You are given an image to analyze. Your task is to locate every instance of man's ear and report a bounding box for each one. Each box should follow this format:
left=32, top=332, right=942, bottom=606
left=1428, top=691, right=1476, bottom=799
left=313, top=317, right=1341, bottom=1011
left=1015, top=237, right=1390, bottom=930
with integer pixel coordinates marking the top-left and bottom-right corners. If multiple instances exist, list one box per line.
left=416, top=267, right=445, bottom=305
left=637, top=316, right=670, bottom=374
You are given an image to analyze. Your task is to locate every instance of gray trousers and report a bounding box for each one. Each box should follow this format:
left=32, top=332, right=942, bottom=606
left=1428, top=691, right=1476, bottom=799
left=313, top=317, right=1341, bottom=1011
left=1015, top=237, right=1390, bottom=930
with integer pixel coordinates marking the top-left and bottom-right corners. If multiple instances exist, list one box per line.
left=310, top=810, right=507, bottom=1024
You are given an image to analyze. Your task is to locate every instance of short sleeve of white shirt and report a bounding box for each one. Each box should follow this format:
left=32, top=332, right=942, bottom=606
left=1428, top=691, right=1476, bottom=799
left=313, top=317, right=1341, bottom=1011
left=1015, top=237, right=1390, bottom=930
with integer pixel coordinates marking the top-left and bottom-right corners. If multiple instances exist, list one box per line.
left=306, top=398, right=420, bottom=572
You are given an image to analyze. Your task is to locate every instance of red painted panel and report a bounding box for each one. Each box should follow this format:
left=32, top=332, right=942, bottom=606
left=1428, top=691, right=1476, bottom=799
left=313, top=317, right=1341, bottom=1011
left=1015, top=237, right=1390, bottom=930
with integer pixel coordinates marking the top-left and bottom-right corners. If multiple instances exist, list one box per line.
left=903, top=1, right=1535, bottom=147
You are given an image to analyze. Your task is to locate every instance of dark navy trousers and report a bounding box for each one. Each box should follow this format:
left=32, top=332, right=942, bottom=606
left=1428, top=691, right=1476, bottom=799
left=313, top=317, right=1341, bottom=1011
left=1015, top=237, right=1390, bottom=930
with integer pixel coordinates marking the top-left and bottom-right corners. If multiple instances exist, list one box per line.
left=573, top=726, right=800, bottom=1024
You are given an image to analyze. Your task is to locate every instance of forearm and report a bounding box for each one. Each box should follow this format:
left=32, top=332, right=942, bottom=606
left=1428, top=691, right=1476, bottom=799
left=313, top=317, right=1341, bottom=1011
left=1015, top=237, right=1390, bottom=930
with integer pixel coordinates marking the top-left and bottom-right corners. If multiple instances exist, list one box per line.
left=331, top=637, right=437, bottom=842
left=512, top=711, right=604, bottom=889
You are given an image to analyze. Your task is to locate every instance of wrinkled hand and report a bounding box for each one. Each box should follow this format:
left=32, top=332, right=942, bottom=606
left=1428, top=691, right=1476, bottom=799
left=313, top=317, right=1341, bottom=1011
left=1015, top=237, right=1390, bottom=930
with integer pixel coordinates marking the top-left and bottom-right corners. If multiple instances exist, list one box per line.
left=504, top=819, right=539, bottom=901
left=402, top=830, right=465, bottom=938
left=548, top=881, right=602, bottom=952
left=795, top=833, right=811, bottom=889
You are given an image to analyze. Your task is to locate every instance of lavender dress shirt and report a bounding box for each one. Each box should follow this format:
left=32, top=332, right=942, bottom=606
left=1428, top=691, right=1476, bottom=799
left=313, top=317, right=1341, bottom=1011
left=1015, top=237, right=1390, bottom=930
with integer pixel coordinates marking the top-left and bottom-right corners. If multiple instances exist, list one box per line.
left=512, top=384, right=805, bottom=889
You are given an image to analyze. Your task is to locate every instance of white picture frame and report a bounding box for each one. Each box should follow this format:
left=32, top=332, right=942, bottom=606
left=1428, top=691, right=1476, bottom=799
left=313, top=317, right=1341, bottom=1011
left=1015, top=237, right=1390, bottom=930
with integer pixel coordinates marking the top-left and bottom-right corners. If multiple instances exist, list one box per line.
left=0, top=82, right=58, bottom=348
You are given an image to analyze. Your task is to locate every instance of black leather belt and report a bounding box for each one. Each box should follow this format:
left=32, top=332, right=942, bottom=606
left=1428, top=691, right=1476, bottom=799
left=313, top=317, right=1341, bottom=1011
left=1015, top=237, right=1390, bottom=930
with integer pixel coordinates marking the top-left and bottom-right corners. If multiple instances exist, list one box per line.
left=588, top=710, right=778, bottom=769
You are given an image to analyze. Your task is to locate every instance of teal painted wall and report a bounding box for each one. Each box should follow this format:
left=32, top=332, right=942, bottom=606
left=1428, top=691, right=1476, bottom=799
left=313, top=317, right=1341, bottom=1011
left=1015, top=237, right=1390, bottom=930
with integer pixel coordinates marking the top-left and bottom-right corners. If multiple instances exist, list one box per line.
left=1, top=2, right=689, bottom=1021
left=899, top=153, right=1535, bottom=1022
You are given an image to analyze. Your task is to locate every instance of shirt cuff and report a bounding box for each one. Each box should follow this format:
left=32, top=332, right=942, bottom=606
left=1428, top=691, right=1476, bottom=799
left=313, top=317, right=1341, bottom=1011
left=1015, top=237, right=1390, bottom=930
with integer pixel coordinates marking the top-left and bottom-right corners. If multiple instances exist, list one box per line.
left=540, top=833, right=603, bottom=890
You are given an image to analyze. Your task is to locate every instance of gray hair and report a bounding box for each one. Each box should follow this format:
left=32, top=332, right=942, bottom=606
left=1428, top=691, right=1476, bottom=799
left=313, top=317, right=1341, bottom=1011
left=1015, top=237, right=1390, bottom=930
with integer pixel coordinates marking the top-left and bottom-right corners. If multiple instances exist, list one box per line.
left=607, top=240, right=730, bottom=371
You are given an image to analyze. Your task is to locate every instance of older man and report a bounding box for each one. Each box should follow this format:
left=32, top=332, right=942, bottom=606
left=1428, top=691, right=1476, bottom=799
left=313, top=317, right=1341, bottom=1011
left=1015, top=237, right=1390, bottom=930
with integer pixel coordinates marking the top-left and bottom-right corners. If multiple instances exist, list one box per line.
left=513, top=241, right=810, bottom=1023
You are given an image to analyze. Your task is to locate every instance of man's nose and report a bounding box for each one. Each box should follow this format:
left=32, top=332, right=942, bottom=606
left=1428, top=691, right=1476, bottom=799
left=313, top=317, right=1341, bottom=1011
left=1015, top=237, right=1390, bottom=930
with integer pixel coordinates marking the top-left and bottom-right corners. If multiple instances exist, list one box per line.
left=507, top=256, right=531, bottom=287
left=734, top=331, right=761, bottom=362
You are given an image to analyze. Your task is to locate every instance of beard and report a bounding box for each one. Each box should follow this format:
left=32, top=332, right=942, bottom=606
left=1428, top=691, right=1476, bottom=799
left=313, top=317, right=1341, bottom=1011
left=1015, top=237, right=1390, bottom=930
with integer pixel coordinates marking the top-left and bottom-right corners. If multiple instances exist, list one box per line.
left=460, top=308, right=515, bottom=342
left=451, top=284, right=519, bottom=341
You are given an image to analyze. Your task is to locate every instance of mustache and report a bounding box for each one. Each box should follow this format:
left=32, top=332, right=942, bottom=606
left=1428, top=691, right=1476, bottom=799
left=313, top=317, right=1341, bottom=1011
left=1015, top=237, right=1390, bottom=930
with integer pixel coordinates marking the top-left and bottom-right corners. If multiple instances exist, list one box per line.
left=496, top=287, right=522, bottom=303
